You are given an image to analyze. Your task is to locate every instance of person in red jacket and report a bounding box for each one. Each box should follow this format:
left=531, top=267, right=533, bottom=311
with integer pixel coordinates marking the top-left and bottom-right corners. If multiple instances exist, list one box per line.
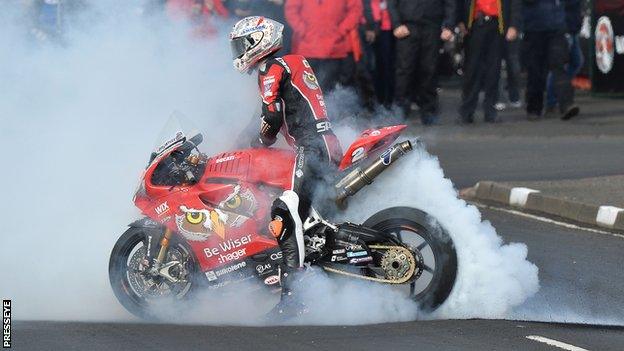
left=285, top=0, right=363, bottom=92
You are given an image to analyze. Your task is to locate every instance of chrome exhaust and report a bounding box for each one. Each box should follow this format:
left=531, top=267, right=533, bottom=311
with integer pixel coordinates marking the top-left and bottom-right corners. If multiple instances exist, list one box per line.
left=335, top=140, right=415, bottom=208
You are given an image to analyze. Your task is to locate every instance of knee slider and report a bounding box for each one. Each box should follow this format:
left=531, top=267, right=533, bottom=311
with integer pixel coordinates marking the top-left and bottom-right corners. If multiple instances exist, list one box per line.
left=270, top=198, right=294, bottom=240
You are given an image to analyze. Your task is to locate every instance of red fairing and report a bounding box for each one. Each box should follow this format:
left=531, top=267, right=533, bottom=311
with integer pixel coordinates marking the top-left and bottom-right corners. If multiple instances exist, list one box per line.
left=134, top=125, right=404, bottom=273
left=339, top=125, right=407, bottom=171
left=136, top=147, right=295, bottom=272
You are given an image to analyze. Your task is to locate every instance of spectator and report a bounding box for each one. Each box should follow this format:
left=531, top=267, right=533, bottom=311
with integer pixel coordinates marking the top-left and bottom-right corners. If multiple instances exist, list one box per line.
left=457, top=0, right=521, bottom=124
left=352, top=0, right=377, bottom=111
left=387, top=0, right=455, bottom=125
left=166, top=0, right=229, bottom=38
left=545, top=0, right=583, bottom=114
left=26, top=0, right=87, bottom=43
left=523, top=0, right=579, bottom=120
left=371, top=0, right=396, bottom=108
left=494, top=34, right=523, bottom=111
left=225, top=0, right=252, bottom=18
left=249, top=0, right=292, bottom=54
left=285, top=0, right=363, bottom=93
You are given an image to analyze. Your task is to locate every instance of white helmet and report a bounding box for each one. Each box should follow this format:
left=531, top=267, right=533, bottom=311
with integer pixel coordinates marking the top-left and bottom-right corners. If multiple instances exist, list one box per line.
left=229, top=16, right=284, bottom=73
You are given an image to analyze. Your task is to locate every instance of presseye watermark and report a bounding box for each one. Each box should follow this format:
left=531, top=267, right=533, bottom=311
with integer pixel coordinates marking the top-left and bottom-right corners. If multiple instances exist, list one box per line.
left=2, top=300, right=10, bottom=348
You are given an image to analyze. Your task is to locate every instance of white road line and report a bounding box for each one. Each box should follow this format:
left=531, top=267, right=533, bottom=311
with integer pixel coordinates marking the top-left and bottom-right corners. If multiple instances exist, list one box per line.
left=526, top=335, right=590, bottom=351
left=472, top=203, right=624, bottom=239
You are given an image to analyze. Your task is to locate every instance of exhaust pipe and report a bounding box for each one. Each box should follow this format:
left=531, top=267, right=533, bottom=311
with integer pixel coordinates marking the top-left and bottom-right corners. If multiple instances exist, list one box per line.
left=335, top=140, right=415, bottom=208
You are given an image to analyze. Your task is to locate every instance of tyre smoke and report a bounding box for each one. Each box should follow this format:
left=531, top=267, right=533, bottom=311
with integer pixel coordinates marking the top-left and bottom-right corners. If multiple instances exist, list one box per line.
left=0, top=3, right=254, bottom=321
left=339, top=146, right=541, bottom=319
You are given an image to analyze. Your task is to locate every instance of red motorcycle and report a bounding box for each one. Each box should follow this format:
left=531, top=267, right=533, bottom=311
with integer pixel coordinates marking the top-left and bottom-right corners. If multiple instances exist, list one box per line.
left=109, top=117, right=457, bottom=320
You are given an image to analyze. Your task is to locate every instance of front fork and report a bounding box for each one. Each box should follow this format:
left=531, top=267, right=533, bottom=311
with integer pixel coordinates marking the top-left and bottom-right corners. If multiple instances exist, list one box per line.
left=156, top=228, right=173, bottom=265
left=148, top=228, right=173, bottom=275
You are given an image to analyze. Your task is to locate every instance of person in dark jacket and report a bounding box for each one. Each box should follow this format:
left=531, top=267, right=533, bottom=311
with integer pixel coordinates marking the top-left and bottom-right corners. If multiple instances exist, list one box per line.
left=371, top=0, right=396, bottom=107
left=545, top=0, right=583, bottom=113
left=457, top=0, right=521, bottom=123
left=387, top=0, right=456, bottom=125
left=523, top=0, right=579, bottom=120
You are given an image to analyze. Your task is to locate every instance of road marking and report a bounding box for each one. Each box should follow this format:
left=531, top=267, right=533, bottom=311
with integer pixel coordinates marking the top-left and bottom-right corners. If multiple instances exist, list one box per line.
left=473, top=203, right=624, bottom=239
left=509, top=187, right=539, bottom=207
left=526, top=335, right=590, bottom=351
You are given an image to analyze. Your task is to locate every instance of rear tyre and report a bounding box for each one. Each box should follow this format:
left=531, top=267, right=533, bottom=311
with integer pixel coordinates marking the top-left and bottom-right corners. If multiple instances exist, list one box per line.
left=364, top=207, right=457, bottom=312
left=109, top=226, right=200, bottom=320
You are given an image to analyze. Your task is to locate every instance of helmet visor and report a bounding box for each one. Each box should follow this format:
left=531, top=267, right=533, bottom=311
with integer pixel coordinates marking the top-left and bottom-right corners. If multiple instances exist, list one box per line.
left=230, top=36, right=248, bottom=59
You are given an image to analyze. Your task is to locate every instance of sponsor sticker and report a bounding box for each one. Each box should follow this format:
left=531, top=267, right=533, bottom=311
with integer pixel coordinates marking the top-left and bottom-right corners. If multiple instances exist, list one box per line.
left=347, top=251, right=368, bottom=258
left=349, top=256, right=373, bottom=264
left=205, top=271, right=218, bottom=282
left=332, top=249, right=346, bottom=254
left=351, top=147, right=366, bottom=163
left=380, top=147, right=395, bottom=166
left=264, top=275, right=280, bottom=285
left=303, top=71, right=319, bottom=90
left=256, top=263, right=272, bottom=274
left=154, top=201, right=169, bottom=216
left=214, top=261, right=247, bottom=277
left=204, top=234, right=253, bottom=264
left=263, top=76, right=275, bottom=97
left=270, top=252, right=283, bottom=261
left=215, top=155, right=236, bottom=164
left=316, top=121, right=331, bottom=133
left=155, top=131, right=185, bottom=156
left=331, top=255, right=348, bottom=262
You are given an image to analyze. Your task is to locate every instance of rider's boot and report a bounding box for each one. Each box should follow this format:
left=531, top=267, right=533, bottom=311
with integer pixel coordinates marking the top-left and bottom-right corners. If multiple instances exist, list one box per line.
left=266, top=203, right=309, bottom=320
left=267, top=266, right=308, bottom=319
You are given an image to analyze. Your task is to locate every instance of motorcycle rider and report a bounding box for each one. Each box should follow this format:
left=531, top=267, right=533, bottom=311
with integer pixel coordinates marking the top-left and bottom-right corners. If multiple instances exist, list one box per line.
left=229, top=16, right=343, bottom=316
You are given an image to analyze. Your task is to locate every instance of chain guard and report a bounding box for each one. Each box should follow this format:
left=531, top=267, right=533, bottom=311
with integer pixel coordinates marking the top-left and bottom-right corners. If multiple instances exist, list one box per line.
left=320, top=245, right=420, bottom=284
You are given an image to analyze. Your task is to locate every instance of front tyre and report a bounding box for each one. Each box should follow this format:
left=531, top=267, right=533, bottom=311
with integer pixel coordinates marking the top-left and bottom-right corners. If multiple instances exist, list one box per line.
left=109, top=226, right=200, bottom=320
left=364, top=207, right=457, bottom=312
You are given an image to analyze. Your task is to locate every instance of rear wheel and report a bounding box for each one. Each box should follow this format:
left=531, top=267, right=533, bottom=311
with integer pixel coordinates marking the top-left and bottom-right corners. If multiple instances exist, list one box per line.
left=109, top=226, right=200, bottom=320
left=363, top=207, right=457, bottom=312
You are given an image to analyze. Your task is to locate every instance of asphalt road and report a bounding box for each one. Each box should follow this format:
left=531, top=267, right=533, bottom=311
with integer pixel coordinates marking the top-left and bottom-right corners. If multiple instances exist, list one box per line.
left=12, top=92, right=624, bottom=350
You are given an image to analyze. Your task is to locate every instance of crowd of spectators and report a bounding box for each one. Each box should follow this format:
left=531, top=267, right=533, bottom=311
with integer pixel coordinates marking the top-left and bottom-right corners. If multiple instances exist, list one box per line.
left=25, top=0, right=586, bottom=125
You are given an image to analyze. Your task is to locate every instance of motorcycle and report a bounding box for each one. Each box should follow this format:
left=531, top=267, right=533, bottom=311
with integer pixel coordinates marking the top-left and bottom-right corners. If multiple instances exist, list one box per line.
left=109, top=116, right=457, bottom=320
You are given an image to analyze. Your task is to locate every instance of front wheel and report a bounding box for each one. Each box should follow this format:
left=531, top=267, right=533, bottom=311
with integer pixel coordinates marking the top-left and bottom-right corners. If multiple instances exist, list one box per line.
left=109, top=226, right=200, bottom=320
left=363, top=207, right=457, bottom=312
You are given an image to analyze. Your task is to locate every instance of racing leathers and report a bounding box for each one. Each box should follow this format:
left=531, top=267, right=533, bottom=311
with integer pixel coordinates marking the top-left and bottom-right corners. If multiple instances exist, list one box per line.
left=254, top=54, right=342, bottom=299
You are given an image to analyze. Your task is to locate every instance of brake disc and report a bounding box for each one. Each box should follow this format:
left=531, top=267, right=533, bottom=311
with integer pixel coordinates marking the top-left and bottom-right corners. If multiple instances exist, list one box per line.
left=127, top=246, right=190, bottom=298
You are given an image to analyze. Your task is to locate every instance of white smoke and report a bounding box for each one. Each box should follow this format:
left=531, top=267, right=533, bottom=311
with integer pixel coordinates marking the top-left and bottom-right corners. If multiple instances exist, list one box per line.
left=0, top=3, right=255, bottom=321
left=341, top=147, right=540, bottom=319
left=1, top=1, right=541, bottom=325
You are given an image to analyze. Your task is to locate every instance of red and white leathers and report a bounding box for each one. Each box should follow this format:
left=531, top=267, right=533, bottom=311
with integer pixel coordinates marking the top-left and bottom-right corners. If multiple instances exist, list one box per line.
left=255, top=54, right=342, bottom=276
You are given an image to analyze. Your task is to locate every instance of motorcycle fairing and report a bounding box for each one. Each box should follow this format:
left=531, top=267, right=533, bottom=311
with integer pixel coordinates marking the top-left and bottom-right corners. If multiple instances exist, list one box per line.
left=339, top=125, right=407, bottom=171
left=133, top=124, right=407, bottom=280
